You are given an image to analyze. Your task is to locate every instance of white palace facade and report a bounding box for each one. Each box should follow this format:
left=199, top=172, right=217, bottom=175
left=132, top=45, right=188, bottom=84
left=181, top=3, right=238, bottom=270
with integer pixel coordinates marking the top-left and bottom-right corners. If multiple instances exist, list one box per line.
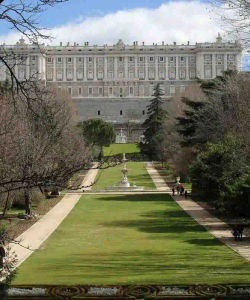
left=0, top=35, right=242, bottom=142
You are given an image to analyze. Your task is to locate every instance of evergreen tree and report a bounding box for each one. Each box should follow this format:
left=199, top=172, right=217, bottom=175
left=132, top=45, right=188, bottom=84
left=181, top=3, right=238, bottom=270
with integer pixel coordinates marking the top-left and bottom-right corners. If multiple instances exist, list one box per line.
left=141, top=83, right=167, bottom=158
left=177, top=70, right=240, bottom=149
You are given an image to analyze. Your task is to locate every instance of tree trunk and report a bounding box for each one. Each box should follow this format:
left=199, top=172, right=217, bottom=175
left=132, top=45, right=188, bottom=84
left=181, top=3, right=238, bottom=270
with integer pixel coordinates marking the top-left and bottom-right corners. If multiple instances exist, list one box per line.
left=24, top=188, right=32, bottom=215
left=2, top=192, right=10, bottom=217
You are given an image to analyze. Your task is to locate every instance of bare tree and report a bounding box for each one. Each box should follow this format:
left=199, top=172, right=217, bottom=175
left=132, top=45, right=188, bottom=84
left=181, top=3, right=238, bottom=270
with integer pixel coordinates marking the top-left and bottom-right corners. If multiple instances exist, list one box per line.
left=209, top=0, right=250, bottom=46
left=0, top=86, right=90, bottom=215
left=0, top=0, right=68, bottom=103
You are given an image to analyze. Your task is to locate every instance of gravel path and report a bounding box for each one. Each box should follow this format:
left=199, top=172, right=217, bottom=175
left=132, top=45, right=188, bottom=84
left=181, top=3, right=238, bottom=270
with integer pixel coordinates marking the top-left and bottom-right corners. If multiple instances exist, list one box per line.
left=145, top=162, right=172, bottom=192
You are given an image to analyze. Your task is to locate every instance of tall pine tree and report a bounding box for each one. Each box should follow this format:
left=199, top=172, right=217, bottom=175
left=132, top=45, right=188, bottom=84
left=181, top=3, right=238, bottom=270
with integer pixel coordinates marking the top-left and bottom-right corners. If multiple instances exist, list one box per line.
left=141, top=83, right=167, bottom=158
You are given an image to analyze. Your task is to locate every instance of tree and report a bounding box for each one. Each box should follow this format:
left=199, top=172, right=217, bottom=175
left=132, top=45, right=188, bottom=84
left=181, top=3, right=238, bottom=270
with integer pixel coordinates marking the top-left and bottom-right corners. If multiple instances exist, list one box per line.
left=79, top=119, right=115, bottom=155
left=177, top=71, right=250, bottom=153
left=190, top=135, right=249, bottom=217
left=0, top=85, right=89, bottom=215
left=0, top=0, right=68, bottom=103
left=210, top=0, right=250, bottom=46
left=141, top=83, right=168, bottom=158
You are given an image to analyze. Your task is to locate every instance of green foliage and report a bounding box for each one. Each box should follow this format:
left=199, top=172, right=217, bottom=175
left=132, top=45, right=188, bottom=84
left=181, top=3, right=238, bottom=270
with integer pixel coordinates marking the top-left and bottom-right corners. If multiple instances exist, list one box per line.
left=141, top=83, right=168, bottom=158
left=79, top=119, right=115, bottom=148
left=177, top=71, right=240, bottom=148
left=177, top=97, right=207, bottom=147
left=190, top=136, right=249, bottom=217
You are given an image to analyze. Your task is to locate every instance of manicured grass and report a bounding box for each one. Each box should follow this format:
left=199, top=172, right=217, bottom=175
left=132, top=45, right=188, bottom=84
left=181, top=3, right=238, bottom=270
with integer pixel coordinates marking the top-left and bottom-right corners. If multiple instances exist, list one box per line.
left=93, top=162, right=156, bottom=191
left=14, top=194, right=249, bottom=285
left=103, top=143, right=140, bottom=156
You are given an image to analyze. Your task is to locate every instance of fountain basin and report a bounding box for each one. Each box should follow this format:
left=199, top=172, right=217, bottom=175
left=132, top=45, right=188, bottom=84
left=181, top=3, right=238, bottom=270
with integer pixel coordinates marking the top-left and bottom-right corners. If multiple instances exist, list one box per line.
left=105, top=186, right=144, bottom=192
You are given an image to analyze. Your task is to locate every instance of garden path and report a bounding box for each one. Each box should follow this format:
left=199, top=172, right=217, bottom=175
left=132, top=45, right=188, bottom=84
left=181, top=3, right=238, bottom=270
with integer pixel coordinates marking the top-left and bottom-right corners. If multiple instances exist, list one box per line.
left=9, top=164, right=99, bottom=268
left=147, top=163, right=250, bottom=262
left=145, top=162, right=172, bottom=192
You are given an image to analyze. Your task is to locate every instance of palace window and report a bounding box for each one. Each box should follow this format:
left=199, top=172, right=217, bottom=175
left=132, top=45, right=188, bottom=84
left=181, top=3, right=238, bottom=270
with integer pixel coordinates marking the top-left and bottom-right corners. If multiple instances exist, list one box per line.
left=57, top=57, right=62, bottom=63
left=139, top=57, right=144, bottom=62
left=88, top=87, right=92, bottom=95
left=119, top=57, right=123, bottom=62
left=159, top=56, right=164, bottom=62
left=109, top=87, right=113, bottom=95
left=120, top=110, right=123, bottom=115
left=68, top=87, right=72, bottom=95
left=88, top=57, right=93, bottom=62
left=67, top=57, right=72, bottom=63
left=78, top=58, right=82, bottom=62
left=108, top=71, right=113, bottom=79
left=142, top=110, right=145, bottom=115
left=47, top=57, right=52, bottom=63
left=31, top=56, right=36, bottom=61
left=79, top=87, right=82, bottom=95
left=129, top=87, right=133, bottom=95
left=129, top=57, right=134, bottom=62
left=150, top=57, right=154, bottom=62
left=98, top=110, right=101, bottom=115
left=99, top=87, right=103, bottom=95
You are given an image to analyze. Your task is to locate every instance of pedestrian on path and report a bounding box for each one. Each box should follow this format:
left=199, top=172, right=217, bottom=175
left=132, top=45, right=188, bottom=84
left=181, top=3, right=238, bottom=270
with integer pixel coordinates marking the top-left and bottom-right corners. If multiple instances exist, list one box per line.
left=172, top=185, right=175, bottom=196
left=179, top=184, right=185, bottom=196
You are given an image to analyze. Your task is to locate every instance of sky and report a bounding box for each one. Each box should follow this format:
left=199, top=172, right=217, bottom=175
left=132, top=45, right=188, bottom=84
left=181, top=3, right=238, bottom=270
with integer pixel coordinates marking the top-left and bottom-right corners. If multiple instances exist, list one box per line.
left=0, top=0, right=249, bottom=70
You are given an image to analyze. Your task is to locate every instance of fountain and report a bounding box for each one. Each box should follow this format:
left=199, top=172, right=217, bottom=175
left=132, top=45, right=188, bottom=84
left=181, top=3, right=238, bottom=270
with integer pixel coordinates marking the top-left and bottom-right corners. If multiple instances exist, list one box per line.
left=115, top=129, right=127, bottom=144
left=106, top=153, right=144, bottom=191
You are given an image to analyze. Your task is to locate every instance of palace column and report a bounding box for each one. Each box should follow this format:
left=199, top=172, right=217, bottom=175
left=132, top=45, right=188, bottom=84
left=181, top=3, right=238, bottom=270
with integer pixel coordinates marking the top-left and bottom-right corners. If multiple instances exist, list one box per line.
left=104, top=56, right=108, bottom=79
left=186, top=55, right=189, bottom=80
left=155, top=56, right=158, bottom=80
left=212, top=53, right=216, bottom=78
left=176, top=56, right=179, bottom=80
left=94, top=56, right=97, bottom=80
left=165, top=56, right=169, bottom=80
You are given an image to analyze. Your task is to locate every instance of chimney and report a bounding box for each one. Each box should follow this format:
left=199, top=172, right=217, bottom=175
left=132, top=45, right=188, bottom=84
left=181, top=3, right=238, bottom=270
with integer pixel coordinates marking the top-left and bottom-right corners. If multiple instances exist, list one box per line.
left=187, top=41, right=190, bottom=45
left=136, top=41, right=138, bottom=45
left=67, top=42, right=70, bottom=46
left=60, top=42, right=62, bottom=46
left=162, top=41, right=164, bottom=45
left=173, top=42, right=176, bottom=45
left=142, top=41, right=144, bottom=46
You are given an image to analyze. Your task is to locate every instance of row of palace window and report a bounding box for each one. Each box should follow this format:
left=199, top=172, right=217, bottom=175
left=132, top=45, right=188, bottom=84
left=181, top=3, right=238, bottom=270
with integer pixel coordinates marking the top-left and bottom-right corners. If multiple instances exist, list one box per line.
left=64, top=85, right=179, bottom=97
left=66, top=86, right=135, bottom=96
left=97, top=110, right=146, bottom=116
left=47, top=56, right=193, bottom=64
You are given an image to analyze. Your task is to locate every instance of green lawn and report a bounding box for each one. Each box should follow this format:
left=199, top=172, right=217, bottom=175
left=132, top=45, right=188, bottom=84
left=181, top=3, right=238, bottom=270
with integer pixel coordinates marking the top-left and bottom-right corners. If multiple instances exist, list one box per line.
left=93, top=162, right=156, bottom=191
left=13, top=194, right=249, bottom=285
left=103, top=143, right=140, bottom=156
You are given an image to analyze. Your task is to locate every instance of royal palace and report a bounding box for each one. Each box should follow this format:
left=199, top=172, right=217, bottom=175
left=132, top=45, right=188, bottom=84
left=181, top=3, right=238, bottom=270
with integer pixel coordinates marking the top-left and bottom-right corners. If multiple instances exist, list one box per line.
left=0, top=35, right=242, bottom=142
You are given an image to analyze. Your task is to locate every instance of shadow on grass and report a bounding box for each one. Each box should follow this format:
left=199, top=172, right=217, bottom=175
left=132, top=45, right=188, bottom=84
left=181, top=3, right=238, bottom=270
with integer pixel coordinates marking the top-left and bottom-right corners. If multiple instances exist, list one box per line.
left=100, top=218, right=205, bottom=234
left=96, top=194, right=172, bottom=202
left=185, top=238, right=223, bottom=246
